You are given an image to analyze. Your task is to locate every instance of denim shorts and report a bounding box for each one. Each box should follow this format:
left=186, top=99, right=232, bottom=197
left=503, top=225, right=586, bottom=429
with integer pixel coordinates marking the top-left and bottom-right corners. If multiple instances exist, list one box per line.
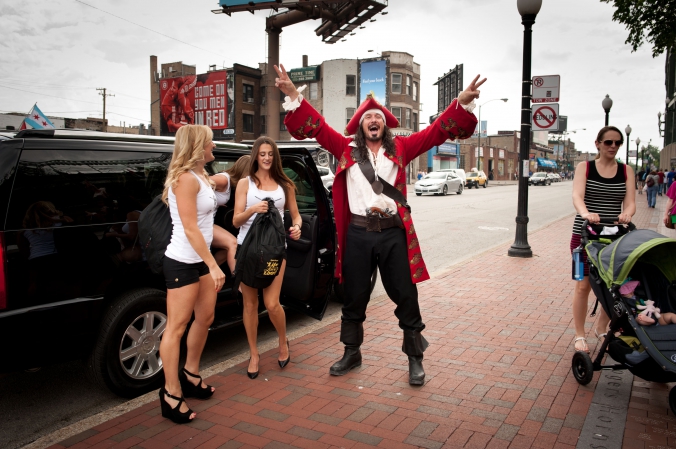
left=163, top=256, right=210, bottom=289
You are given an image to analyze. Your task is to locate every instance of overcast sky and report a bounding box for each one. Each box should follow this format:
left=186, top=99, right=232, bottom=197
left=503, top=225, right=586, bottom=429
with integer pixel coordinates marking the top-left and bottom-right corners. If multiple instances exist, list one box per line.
left=0, top=0, right=667, bottom=157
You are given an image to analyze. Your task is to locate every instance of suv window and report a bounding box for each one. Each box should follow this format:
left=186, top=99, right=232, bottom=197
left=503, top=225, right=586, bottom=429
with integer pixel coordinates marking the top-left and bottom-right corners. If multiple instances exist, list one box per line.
left=7, top=149, right=170, bottom=230
left=282, top=158, right=317, bottom=215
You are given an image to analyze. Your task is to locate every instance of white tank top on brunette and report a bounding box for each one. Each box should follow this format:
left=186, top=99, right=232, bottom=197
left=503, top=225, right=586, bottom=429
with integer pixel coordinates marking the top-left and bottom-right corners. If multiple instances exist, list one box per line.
left=237, top=176, right=285, bottom=245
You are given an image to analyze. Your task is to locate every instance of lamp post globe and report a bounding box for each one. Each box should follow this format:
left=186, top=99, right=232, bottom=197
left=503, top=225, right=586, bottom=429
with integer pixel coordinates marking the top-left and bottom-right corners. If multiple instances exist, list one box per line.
left=508, top=0, right=541, bottom=258
left=517, top=0, right=542, bottom=16
left=602, top=94, right=613, bottom=126
left=624, top=125, right=631, bottom=165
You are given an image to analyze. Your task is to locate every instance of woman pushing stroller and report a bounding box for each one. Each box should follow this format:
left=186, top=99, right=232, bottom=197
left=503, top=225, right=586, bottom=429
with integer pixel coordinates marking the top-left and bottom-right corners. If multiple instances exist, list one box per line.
left=570, top=126, right=636, bottom=352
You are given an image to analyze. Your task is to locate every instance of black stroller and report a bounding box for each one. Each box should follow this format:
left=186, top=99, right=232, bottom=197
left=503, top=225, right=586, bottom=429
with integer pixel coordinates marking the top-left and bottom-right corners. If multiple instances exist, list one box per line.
left=571, top=219, right=676, bottom=414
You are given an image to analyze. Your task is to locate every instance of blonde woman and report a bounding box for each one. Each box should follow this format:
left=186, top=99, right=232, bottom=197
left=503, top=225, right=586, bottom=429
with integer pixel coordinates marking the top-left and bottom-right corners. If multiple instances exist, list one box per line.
left=210, top=155, right=250, bottom=273
left=233, top=137, right=302, bottom=379
left=158, top=125, right=225, bottom=424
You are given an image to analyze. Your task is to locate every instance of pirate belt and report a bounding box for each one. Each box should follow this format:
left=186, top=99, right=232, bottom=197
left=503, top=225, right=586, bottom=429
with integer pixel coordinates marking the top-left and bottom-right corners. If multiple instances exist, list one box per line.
left=351, top=209, right=403, bottom=232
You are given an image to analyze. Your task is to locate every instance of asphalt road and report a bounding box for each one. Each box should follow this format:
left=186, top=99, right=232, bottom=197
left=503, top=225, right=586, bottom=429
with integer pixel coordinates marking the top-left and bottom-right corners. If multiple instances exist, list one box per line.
left=0, top=180, right=575, bottom=449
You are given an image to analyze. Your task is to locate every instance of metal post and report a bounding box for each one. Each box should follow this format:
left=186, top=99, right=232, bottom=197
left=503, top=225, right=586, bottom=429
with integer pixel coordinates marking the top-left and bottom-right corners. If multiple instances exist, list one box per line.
left=266, top=27, right=281, bottom=140
left=477, top=105, right=481, bottom=171
left=508, top=13, right=535, bottom=258
left=605, top=112, right=609, bottom=127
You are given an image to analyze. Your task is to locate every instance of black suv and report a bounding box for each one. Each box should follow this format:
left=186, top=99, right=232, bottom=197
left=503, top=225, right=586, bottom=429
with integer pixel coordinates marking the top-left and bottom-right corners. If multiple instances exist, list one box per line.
left=0, top=129, right=337, bottom=397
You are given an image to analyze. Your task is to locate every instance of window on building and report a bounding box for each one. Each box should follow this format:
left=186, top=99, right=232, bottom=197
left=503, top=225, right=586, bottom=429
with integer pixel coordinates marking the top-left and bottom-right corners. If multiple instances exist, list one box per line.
left=459, top=154, right=466, bottom=170
left=260, top=86, right=266, bottom=105
left=309, top=82, right=318, bottom=100
left=405, top=109, right=411, bottom=129
left=391, top=107, right=402, bottom=125
left=413, top=112, right=418, bottom=132
left=406, top=75, right=412, bottom=96
left=243, top=114, right=254, bottom=133
left=413, top=82, right=418, bottom=102
left=260, top=115, right=266, bottom=134
left=280, top=113, right=287, bottom=132
left=346, top=75, right=356, bottom=96
left=392, top=73, right=402, bottom=94
left=498, top=160, right=505, bottom=176
left=243, top=84, right=254, bottom=103
left=346, top=107, right=355, bottom=125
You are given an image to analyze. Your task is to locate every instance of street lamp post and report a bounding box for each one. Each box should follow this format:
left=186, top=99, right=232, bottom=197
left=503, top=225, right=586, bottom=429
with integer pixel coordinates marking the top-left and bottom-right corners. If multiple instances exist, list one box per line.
left=636, top=137, right=641, bottom=172
left=477, top=98, right=508, bottom=172
left=602, top=95, right=613, bottom=127
left=625, top=125, right=631, bottom=166
left=508, top=0, right=542, bottom=259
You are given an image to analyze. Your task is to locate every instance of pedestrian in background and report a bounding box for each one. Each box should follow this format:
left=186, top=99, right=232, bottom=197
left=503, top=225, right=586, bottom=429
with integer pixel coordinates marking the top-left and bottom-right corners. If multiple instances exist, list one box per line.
left=658, top=168, right=665, bottom=196
left=570, top=126, right=635, bottom=353
left=417, top=170, right=423, bottom=181
left=667, top=167, right=675, bottom=189
left=663, top=180, right=676, bottom=228
left=646, top=170, right=659, bottom=208
left=159, top=125, right=225, bottom=424
left=233, top=136, right=302, bottom=379
left=637, top=168, right=645, bottom=194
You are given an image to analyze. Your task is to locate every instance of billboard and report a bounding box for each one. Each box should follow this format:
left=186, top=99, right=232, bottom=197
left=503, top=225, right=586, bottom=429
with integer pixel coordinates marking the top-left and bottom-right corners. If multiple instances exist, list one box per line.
left=359, top=59, right=387, bottom=106
left=472, top=120, right=487, bottom=138
left=160, top=70, right=230, bottom=135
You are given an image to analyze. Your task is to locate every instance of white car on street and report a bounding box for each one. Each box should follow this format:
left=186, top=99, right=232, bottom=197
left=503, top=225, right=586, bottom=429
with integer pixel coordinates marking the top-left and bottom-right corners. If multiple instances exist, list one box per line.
left=317, top=166, right=334, bottom=191
left=414, top=171, right=464, bottom=196
left=547, top=173, right=561, bottom=183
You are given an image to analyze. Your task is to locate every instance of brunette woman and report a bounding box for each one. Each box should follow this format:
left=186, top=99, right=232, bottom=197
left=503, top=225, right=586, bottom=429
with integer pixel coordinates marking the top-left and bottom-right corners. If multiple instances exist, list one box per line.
left=233, top=136, right=302, bottom=379
left=158, top=125, right=225, bottom=423
left=210, top=155, right=251, bottom=273
left=571, top=126, right=635, bottom=352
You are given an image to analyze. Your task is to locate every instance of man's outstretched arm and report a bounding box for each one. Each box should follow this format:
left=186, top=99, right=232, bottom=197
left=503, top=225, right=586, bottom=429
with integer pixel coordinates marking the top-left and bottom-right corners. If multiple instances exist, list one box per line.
left=274, top=64, right=348, bottom=158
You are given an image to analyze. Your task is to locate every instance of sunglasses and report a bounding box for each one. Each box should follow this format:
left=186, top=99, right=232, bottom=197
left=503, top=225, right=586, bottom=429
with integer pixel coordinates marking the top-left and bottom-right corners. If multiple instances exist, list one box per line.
left=600, top=139, right=623, bottom=146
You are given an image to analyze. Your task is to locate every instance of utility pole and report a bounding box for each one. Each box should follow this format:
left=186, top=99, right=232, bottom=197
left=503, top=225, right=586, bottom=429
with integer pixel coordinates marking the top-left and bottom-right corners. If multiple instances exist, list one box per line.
left=96, top=88, right=115, bottom=127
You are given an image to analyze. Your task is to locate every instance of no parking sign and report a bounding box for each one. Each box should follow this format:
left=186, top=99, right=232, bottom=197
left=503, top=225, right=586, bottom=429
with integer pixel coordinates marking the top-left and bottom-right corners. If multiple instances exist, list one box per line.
left=531, top=104, right=559, bottom=131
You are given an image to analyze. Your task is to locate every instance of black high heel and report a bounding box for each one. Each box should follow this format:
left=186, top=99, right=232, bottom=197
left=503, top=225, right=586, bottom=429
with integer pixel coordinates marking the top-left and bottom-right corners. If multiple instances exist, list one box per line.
left=247, top=357, right=259, bottom=379
left=159, top=388, right=194, bottom=424
left=278, top=339, right=290, bottom=368
left=180, top=368, right=214, bottom=399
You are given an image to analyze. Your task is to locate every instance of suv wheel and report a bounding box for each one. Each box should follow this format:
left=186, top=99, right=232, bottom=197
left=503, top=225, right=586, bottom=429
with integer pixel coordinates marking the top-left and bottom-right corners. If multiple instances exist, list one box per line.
left=333, top=269, right=378, bottom=303
left=87, top=288, right=167, bottom=397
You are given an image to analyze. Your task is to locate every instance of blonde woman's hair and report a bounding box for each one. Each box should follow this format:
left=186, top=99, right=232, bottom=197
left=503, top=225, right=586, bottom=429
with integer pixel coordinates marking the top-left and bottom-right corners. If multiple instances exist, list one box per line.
left=23, top=201, right=61, bottom=231
left=162, top=125, right=215, bottom=204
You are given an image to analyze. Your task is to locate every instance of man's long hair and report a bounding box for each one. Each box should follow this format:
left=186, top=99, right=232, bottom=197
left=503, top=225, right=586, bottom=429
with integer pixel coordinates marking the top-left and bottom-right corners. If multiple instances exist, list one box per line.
left=353, top=125, right=396, bottom=160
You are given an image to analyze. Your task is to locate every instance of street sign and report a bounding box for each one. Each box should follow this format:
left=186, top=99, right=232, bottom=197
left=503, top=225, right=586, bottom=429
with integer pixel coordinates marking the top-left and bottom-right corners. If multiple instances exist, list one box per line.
left=532, top=75, right=560, bottom=103
left=532, top=104, right=559, bottom=131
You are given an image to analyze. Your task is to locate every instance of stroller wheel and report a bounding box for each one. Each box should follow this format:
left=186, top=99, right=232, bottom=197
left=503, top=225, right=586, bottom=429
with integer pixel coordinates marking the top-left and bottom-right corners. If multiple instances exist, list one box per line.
left=670, top=387, right=676, bottom=416
left=572, top=351, right=594, bottom=385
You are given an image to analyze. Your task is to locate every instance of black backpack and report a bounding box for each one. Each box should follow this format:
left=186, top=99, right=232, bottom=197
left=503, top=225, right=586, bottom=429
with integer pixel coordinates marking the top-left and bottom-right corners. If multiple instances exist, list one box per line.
left=138, top=195, right=173, bottom=274
left=234, top=198, right=286, bottom=290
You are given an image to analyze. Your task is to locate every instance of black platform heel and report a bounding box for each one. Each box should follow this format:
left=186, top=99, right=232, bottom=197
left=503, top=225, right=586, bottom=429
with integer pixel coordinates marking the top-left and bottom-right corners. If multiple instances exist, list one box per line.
left=278, top=339, right=290, bottom=368
left=247, top=357, right=259, bottom=379
left=180, top=368, right=214, bottom=399
left=159, top=388, right=194, bottom=424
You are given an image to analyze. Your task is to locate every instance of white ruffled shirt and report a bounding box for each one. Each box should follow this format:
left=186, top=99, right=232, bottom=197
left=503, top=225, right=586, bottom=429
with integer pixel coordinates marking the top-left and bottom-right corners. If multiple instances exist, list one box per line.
left=283, top=88, right=475, bottom=216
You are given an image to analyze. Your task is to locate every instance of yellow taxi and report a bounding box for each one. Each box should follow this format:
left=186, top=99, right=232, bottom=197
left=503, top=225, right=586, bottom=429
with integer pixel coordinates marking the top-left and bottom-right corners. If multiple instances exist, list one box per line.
left=465, top=170, right=488, bottom=189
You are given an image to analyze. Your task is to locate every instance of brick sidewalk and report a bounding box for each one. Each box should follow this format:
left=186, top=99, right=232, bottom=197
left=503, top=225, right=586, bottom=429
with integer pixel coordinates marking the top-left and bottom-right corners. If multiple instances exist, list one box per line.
left=621, top=191, right=676, bottom=449
left=44, top=199, right=673, bottom=449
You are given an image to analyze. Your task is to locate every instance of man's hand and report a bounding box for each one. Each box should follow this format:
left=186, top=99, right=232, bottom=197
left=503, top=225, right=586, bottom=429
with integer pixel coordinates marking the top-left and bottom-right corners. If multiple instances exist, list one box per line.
left=274, top=64, right=299, bottom=102
left=458, top=74, right=487, bottom=105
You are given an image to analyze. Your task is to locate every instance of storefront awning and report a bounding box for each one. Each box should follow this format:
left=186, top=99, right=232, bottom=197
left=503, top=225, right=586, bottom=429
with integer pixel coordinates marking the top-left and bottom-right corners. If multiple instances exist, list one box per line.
left=536, top=158, right=557, bottom=169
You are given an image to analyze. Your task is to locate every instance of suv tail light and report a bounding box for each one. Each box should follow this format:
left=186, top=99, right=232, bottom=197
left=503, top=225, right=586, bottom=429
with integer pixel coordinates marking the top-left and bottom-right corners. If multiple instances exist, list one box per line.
left=0, top=232, right=5, bottom=310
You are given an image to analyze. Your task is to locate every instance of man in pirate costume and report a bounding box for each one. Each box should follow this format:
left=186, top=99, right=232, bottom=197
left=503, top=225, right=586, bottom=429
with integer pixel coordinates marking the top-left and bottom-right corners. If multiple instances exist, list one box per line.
left=274, top=64, right=484, bottom=385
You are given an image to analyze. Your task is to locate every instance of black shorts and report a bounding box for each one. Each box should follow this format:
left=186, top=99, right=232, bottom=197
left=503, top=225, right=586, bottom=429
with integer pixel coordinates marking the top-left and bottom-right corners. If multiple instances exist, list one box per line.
left=164, top=256, right=210, bottom=289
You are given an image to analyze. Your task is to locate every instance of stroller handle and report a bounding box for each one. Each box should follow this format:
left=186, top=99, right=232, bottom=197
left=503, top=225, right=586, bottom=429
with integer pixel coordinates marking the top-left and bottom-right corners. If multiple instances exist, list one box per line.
left=580, top=218, right=636, bottom=245
left=582, top=218, right=636, bottom=229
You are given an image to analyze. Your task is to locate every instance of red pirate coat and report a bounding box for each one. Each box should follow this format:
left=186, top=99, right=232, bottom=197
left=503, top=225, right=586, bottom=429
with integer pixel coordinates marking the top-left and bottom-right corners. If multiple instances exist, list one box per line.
left=284, top=99, right=477, bottom=284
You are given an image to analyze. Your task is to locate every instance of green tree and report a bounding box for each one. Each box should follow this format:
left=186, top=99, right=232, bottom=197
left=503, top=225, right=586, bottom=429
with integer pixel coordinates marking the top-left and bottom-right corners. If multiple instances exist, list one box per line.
left=600, top=0, right=676, bottom=57
left=640, top=143, right=661, bottom=170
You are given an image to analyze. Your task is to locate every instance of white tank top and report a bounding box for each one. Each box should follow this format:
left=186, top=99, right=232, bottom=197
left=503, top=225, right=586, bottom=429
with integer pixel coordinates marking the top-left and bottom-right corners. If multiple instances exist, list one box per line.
left=237, top=176, right=285, bottom=245
left=213, top=172, right=231, bottom=207
left=165, top=171, right=216, bottom=264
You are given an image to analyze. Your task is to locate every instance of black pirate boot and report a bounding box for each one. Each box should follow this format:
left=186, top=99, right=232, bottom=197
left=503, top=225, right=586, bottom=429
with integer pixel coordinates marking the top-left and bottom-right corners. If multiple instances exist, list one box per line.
left=329, top=321, right=363, bottom=376
left=402, top=329, right=429, bottom=386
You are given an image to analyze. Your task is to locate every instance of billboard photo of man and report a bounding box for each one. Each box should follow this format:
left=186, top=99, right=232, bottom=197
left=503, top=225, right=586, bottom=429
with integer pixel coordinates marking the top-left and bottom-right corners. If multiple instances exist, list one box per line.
left=160, top=75, right=197, bottom=133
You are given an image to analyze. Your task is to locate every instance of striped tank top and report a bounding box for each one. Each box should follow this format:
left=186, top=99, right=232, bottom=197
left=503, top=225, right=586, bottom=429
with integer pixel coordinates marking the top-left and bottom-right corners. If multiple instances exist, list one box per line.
left=572, top=161, right=626, bottom=235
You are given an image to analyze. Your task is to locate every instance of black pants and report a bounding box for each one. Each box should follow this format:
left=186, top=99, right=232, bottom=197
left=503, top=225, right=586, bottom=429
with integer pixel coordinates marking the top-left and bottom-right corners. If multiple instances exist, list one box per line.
left=342, top=223, right=424, bottom=334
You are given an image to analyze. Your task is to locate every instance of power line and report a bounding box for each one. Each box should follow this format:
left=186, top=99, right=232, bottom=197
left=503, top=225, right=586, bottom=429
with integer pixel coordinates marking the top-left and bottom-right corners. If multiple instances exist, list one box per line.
left=74, top=0, right=229, bottom=60
left=0, top=85, right=149, bottom=110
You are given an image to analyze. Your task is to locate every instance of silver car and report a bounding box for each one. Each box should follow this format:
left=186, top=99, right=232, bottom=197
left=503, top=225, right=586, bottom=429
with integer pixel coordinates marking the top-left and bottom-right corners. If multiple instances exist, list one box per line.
left=414, top=171, right=464, bottom=196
